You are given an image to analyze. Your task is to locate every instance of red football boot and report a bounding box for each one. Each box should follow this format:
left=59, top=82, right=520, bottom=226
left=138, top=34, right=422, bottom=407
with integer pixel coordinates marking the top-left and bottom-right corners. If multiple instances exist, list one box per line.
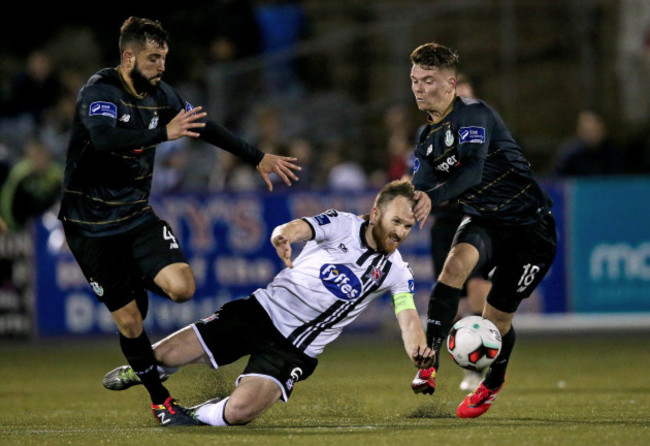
left=411, top=367, right=436, bottom=395
left=456, top=380, right=504, bottom=418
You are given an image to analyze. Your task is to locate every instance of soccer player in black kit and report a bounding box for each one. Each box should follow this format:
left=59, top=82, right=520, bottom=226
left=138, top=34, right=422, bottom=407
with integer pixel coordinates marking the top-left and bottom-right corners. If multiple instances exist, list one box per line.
left=406, top=42, right=557, bottom=418
left=58, top=16, right=300, bottom=426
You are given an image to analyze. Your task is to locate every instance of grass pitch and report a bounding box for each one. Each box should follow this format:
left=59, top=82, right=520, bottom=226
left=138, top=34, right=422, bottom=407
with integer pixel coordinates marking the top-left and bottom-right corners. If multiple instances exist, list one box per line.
left=1, top=331, right=649, bottom=445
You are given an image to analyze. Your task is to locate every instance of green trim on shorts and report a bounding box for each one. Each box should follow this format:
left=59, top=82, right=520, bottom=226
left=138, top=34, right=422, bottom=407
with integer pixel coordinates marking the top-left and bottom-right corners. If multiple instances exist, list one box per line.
left=392, top=292, right=416, bottom=315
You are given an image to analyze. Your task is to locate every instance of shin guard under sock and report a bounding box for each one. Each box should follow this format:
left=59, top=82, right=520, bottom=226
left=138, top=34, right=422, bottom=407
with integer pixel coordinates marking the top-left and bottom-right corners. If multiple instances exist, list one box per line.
left=426, top=282, right=462, bottom=369
left=120, top=332, right=170, bottom=404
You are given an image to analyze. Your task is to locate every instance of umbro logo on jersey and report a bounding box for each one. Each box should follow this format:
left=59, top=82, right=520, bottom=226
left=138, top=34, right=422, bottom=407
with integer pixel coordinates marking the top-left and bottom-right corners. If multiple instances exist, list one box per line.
left=338, top=243, right=348, bottom=253
left=119, top=114, right=131, bottom=122
left=426, top=144, right=433, bottom=156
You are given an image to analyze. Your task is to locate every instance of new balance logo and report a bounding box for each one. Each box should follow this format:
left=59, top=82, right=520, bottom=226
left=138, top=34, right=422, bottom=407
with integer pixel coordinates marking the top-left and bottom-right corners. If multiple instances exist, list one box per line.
left=157, top=412, right=171, bottom=425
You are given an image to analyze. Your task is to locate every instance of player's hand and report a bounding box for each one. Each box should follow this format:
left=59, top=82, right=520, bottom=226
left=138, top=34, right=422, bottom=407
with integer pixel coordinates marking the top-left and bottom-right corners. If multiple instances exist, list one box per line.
left=412, top=190, right=431, bottom=229
left=411, top=345, right=435, bottom=369
left=256, top=154, right=301, bottom=191
left=272, top=234, right=294, bottom=268
left=411, top=366, right=436, bottom=395
left=166, top=106, right=207, bottom=140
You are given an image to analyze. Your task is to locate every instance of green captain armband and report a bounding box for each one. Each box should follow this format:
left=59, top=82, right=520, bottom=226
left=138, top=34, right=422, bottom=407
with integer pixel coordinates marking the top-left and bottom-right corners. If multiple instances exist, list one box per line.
left=392, top=292, right=416, bottom=315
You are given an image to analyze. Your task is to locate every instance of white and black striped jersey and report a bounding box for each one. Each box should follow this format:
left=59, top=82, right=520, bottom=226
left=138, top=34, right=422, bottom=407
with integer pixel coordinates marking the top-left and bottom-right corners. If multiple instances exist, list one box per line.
left=254, top=209, right=415, bottom=358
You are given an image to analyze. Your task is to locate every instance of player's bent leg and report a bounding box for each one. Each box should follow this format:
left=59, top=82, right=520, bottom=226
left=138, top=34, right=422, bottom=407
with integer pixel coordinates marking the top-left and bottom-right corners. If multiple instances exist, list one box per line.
left=226, top=376, right=282, bottom=424
left=194, top=376, right=281, bottom=426
left=456, top=302, right=515, bottom=417
left=104, top=325, right=211, bottom=390
left=154, top=262, right=196, bottom=302
left=111, top=300, right=144, bottom=338
left=481, top=302, right=514, bottom=336
left=438, top=243, right=480, bottom=289
left=466, top=277, right=491, bottom=315
left=153, top=325, right=211, bottom=367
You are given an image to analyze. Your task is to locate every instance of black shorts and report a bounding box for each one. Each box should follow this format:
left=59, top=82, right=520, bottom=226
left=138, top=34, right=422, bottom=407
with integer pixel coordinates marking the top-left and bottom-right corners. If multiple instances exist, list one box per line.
left=452, top=211, right=557, bottom=313
left=193, top=295, right=318, bottom=402
left=64, top=218, right=188, bottom=312
left=430, top=212, right=485, bottom=293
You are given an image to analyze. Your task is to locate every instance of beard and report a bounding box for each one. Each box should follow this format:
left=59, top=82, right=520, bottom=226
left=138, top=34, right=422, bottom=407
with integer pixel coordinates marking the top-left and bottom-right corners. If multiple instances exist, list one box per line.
left=371, top=221, right=400, bottom=254
left=130, top=63, right=160, bottom=95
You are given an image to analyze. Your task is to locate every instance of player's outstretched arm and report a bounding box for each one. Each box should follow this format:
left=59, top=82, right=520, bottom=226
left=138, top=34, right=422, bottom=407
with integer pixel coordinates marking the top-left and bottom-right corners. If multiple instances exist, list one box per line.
left=270, top=219, right=312, bottom=268
left=396, top=307, right=434, bottom=369
left=256, top=154, right=301, bottom=191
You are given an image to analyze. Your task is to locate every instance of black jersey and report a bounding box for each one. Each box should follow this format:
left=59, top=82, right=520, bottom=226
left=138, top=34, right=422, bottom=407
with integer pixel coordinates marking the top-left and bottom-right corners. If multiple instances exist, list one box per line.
left=411, top=96, right=552, bottom=226
left=58, top=67, right=264, bottom=237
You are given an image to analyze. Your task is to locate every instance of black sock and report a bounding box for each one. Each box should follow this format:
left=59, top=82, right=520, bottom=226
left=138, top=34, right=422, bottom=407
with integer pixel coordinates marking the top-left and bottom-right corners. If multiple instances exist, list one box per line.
left=484, top=326, right=516, bottom=389
left=119, top=332, right=170, bottom=405
left=426, top=282, right=462, bottom=369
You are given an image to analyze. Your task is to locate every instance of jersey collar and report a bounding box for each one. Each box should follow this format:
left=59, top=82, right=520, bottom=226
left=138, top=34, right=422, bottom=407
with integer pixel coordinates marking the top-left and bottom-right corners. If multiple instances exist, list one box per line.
left=359, top=220, right=376, bottom=252
left=426, top=96, right=456, bottom=125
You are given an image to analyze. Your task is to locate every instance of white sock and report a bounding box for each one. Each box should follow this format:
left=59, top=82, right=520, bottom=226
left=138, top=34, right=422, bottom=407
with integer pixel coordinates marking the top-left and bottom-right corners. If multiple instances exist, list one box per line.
left=195, top=397, right=230, bottom=426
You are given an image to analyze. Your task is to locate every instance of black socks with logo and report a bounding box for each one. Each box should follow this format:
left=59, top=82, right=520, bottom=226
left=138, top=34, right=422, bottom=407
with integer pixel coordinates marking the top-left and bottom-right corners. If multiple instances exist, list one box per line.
left=426, top=281, right=462, bottom=369
left=120, top=331, right=169, bottom=405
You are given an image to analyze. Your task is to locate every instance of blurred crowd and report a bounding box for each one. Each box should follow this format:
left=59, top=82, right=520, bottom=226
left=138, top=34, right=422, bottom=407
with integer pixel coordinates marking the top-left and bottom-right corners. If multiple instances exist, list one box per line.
left=0, top=0, right=648, bottom=234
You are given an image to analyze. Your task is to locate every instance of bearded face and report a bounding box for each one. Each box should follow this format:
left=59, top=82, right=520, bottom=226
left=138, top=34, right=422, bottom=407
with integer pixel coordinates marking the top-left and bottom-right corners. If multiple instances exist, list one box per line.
left=130, top=60, right=160, bottom=95
left=369, top=197, right=415, bottom=254
left=371, top=218, right=400, bottom=254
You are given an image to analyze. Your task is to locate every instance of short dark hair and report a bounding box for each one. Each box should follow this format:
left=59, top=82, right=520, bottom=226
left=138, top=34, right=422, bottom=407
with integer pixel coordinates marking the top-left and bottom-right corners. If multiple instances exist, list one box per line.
left=119, top=16, right=168, bottom=54
left=410, top=42, right=459, bottom=72
left=374, top=179, right=416, bottom=211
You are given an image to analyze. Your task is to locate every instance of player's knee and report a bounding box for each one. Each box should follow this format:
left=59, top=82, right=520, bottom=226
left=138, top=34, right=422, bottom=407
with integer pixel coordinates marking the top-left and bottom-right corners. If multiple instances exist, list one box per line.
left=155, top=264, right=196, bottom=302
left=115, top=315, right=143, bottom=338
left=111, top=302, right=144, bottom=338
left=163, top=276, right=195, bottom=302
left=168, top=283, right=195, bottom=302
left=224, top=400, right=259, bottom=425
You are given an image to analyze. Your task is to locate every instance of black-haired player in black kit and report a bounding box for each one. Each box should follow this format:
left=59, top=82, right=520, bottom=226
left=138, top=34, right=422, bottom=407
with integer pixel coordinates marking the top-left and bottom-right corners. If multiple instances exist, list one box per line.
left=407, top=42, right=557, bottom=418
left=58, top=16, right=300, bottom=426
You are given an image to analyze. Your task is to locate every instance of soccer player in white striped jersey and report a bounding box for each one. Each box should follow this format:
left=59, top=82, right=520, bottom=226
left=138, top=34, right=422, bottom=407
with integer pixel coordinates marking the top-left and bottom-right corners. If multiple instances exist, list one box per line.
left=102, top=179, right=434, bottom=426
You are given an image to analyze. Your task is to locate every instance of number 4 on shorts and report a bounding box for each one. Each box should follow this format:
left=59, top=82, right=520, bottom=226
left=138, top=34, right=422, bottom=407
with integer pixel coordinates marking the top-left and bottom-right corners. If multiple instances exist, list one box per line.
left=163, top=225, right=179, bottom=249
